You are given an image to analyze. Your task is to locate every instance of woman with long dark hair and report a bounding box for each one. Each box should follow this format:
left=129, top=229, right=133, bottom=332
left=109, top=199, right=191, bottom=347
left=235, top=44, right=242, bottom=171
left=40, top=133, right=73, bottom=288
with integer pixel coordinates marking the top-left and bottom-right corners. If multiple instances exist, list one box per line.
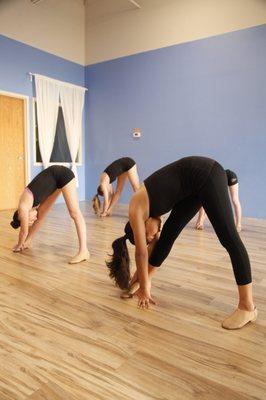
left=107, top=218, right=162, bottom=298
left=10, top=165, right=90, bottom=264
left=92, top=157, right=140, bottom=217
left=106, top=156, right=257, bottom=330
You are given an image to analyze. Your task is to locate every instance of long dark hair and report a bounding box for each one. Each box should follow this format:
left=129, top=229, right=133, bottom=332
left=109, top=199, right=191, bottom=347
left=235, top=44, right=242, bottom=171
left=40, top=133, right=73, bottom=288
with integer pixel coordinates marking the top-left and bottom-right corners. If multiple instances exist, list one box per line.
left=106, top=222, right=135, bottom=289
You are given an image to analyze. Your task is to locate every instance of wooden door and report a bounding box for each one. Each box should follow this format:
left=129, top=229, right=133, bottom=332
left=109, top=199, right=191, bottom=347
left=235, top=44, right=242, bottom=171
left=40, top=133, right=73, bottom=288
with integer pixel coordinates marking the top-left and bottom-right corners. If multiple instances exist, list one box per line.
left=0, top=94, right=26, bottom=210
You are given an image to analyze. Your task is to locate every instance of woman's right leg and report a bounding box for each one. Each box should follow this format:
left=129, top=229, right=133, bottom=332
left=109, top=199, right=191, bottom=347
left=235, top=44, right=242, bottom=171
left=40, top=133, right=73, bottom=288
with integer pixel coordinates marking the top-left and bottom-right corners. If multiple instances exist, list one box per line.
left=127, top=165, right=141, bottom=191
left=199, top=165, right=252, bottom=288
left=199, top=164, right=256, bottom=328
left=61, top=179, right=90, bottom=264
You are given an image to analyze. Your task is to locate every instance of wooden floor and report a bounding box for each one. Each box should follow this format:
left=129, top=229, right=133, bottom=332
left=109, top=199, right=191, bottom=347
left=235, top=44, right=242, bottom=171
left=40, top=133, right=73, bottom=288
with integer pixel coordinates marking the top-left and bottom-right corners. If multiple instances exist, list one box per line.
left=0, top=203, right=265, bottom=400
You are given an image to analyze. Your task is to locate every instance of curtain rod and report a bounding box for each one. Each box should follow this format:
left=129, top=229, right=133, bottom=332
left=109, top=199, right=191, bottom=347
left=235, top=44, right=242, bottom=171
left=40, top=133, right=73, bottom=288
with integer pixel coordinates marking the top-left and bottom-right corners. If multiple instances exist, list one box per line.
left=28, top=72, right=88, bottom=91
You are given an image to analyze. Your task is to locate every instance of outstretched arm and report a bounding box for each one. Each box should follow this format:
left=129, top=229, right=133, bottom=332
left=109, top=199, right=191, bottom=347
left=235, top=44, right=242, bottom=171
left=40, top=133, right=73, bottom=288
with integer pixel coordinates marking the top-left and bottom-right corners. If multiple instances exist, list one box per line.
left=13, top=208, right=29, bottom=252
left=13, top=190, right=33, bottom=252
left=129, top=201, right=156, bottom=309
left=25, top=190, right=60, bottom=246
left=130, top=232, right=160, bottom=286
left=100, top=184, right=111, bottom=216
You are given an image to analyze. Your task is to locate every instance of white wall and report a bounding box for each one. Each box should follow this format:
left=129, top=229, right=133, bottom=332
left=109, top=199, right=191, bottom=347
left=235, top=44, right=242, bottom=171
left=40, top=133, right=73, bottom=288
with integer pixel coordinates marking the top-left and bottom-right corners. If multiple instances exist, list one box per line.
left=0, top=0, right=85, bottom=64
left=85, top=0, right=266, bottom=65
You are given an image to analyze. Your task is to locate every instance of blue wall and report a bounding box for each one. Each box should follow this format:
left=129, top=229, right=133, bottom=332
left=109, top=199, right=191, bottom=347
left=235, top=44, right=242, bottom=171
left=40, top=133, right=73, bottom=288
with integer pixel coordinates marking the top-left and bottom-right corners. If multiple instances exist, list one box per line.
left=1, top=25, right=266, bottom=217
left=0, top=35, right=86, bottom=200
left=85, top=24, right=266, bottom=218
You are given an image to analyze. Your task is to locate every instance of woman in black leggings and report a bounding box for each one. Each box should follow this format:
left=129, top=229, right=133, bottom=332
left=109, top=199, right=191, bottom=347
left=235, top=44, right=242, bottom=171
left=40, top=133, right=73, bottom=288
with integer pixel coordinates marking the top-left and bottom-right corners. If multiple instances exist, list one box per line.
left=92, top=157, right=140, bottom=217
left=10, top=165, right=90, bottom=264
left=107, top=156, right=257, bottom=330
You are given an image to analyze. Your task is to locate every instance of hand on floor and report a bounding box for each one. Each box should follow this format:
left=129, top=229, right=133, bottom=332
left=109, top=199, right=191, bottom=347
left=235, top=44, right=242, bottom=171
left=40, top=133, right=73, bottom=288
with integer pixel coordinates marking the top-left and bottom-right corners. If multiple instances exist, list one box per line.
left=135, top=287, right=156, bottom=309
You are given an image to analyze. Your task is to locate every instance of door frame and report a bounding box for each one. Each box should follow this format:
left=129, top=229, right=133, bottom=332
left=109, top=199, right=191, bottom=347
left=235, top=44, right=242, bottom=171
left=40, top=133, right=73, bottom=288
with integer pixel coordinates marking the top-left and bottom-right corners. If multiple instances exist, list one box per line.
left=0, top=90, right=31, bottom=184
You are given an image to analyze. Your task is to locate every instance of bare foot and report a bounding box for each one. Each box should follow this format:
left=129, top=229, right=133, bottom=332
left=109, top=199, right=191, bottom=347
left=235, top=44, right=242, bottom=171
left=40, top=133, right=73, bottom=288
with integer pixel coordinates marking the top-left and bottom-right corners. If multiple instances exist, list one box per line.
left=237, top=225, right=242, bottom=232
left=23, top=241, right=32, bottom=249
left=195, top=222, right=204, bottom=230
left=69, top=250, right=90, bottom=264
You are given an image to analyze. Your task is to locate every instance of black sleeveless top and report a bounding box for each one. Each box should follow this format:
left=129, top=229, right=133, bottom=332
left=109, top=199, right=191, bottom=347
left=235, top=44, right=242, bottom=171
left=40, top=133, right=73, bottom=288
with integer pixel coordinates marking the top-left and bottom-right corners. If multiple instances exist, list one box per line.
left=104, top=157, right=136, bottom=183
left=144, top=156, right=216, bottom=217
left=27, top=165, right=74, bottom=207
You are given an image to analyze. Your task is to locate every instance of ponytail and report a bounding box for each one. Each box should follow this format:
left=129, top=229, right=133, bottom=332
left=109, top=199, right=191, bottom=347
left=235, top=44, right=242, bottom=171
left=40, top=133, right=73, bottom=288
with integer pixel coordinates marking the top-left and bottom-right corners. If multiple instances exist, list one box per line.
left=92, top=185, right=104, bottom=214
left=92, top=194, right=101, bottom=215
left=106, top=235, right=130, bottom=289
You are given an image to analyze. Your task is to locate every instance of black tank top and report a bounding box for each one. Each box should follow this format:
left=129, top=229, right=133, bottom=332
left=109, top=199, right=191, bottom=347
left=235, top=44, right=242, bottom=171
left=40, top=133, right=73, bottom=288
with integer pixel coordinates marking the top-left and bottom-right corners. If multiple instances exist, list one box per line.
left=27, top=165, right=74, bottom=207
left=104, top=157, right=136, bottom=183
left=144, top=156, right=216, bottom=217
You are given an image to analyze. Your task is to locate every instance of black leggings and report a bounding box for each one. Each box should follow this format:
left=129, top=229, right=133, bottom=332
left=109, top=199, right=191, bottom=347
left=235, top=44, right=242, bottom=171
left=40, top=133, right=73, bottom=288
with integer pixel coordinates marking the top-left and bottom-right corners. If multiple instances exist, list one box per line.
left=149, top=162, right=251, bottom=285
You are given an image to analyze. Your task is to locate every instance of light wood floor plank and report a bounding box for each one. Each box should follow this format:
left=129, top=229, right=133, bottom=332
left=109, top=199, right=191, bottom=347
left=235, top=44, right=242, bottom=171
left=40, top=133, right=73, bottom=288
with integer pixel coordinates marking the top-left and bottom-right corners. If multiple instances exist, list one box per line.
left=0, top=203, right=265, bottom=399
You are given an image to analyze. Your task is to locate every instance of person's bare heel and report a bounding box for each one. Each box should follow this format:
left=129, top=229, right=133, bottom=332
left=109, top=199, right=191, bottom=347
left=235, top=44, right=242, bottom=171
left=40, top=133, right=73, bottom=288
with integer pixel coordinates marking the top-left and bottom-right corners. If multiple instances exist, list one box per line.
left=69, top=250, right=90, bottom=264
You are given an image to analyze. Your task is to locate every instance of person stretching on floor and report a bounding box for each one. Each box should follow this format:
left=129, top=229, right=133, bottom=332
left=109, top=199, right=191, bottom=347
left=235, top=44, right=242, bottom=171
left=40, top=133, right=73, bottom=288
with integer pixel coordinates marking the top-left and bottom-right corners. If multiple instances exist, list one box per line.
left=195, top=169, right=242, bottom=232
left=106, top=156, right=257, bottom=330
left=10, top=165, right=90, bottom=264
left=92, top=157, right=140, bottom=217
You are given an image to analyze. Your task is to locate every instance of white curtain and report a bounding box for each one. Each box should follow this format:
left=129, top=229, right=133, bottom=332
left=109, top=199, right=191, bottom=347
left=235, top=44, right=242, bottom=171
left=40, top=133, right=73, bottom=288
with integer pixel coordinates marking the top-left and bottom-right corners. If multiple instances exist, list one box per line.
left=35, top=75, right=60, bottom=168
left=60, top=86, right=85, bottom=186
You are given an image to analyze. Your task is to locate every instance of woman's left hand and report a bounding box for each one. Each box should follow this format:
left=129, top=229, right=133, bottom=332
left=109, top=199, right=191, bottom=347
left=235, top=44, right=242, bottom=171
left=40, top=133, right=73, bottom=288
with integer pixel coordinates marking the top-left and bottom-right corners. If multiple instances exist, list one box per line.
left=135, top=287, right=156, bottom=309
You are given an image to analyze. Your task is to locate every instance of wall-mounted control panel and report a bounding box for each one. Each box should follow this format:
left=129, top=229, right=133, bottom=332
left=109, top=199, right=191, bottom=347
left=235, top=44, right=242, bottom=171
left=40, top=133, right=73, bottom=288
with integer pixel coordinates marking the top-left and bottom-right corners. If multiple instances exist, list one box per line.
left=133, top=128, right=141, bottom=138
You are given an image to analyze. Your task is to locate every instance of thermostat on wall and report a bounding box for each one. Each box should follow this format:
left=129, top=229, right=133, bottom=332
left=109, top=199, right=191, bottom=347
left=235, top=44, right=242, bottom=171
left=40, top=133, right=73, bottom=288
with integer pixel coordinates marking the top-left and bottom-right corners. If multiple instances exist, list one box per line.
left=133, top=128, right=141, bottom=138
